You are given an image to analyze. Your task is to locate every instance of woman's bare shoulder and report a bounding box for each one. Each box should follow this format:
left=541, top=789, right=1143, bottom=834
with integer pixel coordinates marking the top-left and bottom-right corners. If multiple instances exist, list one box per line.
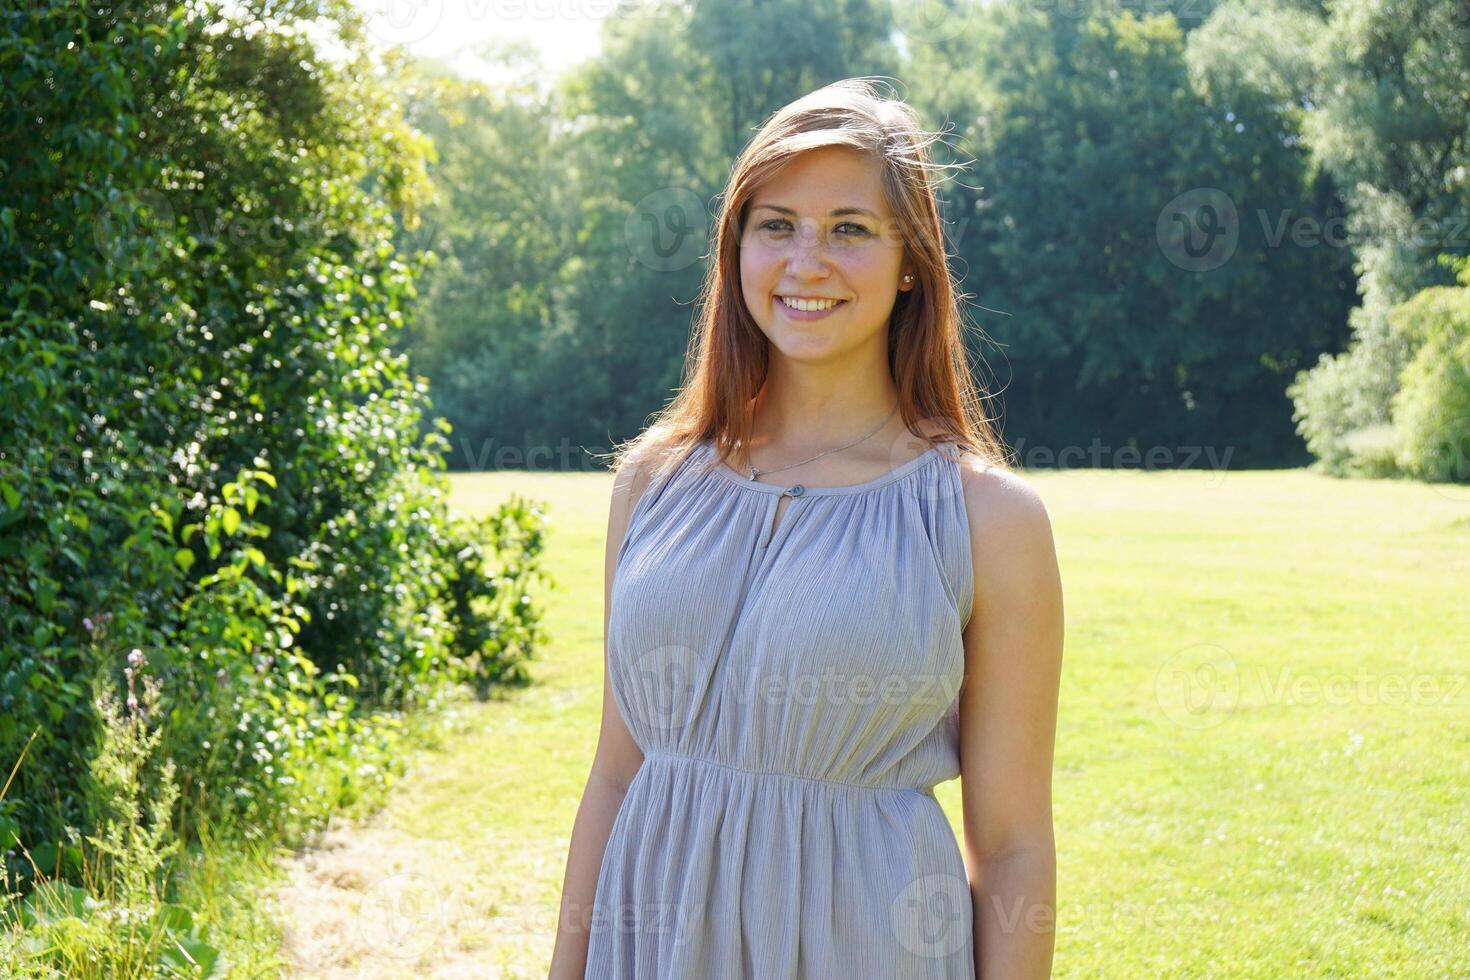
left=611, top=434, right=698, bottom=514
left=952, top=450, right=1056, bottom=558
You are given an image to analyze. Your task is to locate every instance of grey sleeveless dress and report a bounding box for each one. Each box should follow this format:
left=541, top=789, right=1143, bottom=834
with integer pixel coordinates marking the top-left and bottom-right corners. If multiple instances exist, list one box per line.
left=584, top=435, right=976, bottom=979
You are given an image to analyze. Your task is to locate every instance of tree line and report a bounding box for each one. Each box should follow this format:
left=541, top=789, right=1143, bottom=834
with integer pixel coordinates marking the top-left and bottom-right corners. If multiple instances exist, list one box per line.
left=398, top=0, right=1468, bottom=478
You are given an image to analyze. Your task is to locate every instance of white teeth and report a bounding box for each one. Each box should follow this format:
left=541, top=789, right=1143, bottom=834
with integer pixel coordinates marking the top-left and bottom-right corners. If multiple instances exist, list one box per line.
left=779, top=296, right=842, bottom=312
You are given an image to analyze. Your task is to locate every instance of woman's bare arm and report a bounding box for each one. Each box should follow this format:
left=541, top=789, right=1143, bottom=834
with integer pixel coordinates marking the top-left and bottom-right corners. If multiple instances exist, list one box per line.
left=956, top=462, right=1065, bottom=979
left=547, top=452, right=653, bottom=980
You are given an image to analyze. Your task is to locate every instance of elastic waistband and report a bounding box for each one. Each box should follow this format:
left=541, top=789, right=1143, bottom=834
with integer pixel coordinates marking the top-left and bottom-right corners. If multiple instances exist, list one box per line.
left=641, top=749, right=934, bottom=797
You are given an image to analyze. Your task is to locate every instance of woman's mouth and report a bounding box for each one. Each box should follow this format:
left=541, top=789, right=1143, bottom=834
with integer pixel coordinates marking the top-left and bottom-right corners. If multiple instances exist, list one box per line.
left=776, top=295, right=849, bottom=321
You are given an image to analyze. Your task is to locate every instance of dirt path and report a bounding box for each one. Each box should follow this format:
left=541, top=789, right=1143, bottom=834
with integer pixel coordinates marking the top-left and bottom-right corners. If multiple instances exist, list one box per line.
left=262, top=473, right=607, bottom=977
left=261, top=698, right=562, bottom=979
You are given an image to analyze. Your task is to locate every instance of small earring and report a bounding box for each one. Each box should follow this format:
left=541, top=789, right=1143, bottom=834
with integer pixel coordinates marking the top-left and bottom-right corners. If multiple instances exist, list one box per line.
left=902, top=274, right=914, bottom=284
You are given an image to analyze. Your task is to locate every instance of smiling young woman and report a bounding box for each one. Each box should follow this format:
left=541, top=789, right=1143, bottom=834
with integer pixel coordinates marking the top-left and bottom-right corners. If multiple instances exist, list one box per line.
left=548, top=77, right=1064, bottom=980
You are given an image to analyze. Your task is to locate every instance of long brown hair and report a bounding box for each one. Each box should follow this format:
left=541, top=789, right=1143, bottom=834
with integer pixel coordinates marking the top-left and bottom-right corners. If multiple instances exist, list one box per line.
left=606, top=77, right=1011, bottom=482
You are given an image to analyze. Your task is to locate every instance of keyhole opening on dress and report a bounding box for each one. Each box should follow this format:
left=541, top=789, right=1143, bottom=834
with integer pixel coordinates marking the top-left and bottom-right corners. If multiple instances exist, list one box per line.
left=763, top=491, right=798, bottom=548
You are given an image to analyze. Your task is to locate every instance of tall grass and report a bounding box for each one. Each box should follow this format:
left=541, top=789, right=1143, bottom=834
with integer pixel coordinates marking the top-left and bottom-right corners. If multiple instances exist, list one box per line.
left=1, top=652, right=225, bottom=977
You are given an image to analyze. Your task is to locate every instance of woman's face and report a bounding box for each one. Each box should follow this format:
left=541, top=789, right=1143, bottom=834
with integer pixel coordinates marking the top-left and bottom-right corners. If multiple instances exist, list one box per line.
left=739, top=145, right=915, bottom=366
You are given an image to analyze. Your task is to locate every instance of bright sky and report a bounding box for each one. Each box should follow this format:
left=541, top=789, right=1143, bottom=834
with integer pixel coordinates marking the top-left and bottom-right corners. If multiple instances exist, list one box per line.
left=352, top=0, right=614, bottom=84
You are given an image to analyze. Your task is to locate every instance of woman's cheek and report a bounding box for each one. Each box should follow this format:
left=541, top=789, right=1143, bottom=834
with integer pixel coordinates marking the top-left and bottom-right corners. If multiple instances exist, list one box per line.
left=741, top=241, right=780, bottom=281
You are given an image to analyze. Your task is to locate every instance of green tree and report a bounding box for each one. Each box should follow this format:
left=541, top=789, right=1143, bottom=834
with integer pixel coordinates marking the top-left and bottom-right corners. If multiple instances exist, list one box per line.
left=1193, top=0, right=1470, bottom=473
left=396, top=44, right=574, bottom=470
left=910, top=0, right=1355, bottom=464
left=402, top=0, right=900, bottom=466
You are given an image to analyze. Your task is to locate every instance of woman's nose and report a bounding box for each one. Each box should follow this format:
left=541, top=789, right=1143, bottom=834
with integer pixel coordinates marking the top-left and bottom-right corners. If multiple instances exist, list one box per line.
left=785, top=221, right=832, bottom=272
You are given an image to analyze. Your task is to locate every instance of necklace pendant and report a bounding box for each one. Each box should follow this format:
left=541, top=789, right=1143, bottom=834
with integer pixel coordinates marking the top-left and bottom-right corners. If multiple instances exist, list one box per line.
left=748, top=466, right=758, bottom=480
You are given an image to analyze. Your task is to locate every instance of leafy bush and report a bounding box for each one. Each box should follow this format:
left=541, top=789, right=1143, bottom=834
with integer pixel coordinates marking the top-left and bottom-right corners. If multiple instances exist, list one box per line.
left=1389, top=256, right=1470, bottom=484
left=0, top=0, right=550, bottom=942
left=1286, top=304, right=1415, bottom=478
left=439, top=498, right=551, bottom=696
left=1295, top=253, right=1470, bottom=484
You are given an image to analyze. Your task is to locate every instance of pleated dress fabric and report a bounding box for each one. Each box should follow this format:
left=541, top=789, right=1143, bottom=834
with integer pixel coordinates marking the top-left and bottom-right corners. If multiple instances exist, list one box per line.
left=584, top=436, right=976, bottom=980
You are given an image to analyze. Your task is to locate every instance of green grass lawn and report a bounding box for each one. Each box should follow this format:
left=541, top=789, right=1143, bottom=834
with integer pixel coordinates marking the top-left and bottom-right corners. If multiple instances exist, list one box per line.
left=418, top=466, right=1470, bottom=978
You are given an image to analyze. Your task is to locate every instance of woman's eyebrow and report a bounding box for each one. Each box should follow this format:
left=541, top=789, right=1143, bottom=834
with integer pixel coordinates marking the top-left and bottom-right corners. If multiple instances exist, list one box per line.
left=751, top=203, right=880, bottom=218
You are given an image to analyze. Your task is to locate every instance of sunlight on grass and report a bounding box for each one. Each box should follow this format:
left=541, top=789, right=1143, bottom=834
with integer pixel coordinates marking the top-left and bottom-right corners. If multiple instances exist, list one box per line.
left=386, top=465, right=1468, bottom=978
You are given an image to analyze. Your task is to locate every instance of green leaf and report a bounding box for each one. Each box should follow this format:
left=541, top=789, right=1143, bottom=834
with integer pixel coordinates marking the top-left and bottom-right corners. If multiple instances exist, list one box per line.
left=20, top=881, right=88, bottom=929
left=174, top=548, right=195, bottom=571
left=222, top=506, right=241, bottom=536
left=160, top=932, right=225, bottom=977
left=156, top=901, right=194, bottom=933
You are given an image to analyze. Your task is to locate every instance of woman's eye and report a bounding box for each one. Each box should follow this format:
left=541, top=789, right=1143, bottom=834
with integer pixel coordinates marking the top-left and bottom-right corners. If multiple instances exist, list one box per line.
left=756, top=219, right=870, bottom=237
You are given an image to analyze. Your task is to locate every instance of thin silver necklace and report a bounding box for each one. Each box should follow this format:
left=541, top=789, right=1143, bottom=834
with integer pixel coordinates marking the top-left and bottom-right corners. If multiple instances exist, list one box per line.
left=745, top=402, right=899, bottom=480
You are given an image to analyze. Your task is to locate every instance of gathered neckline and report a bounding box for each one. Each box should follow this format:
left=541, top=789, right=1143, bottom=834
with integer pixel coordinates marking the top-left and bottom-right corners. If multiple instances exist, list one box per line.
left=700, top=437, right=954, bottom=496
